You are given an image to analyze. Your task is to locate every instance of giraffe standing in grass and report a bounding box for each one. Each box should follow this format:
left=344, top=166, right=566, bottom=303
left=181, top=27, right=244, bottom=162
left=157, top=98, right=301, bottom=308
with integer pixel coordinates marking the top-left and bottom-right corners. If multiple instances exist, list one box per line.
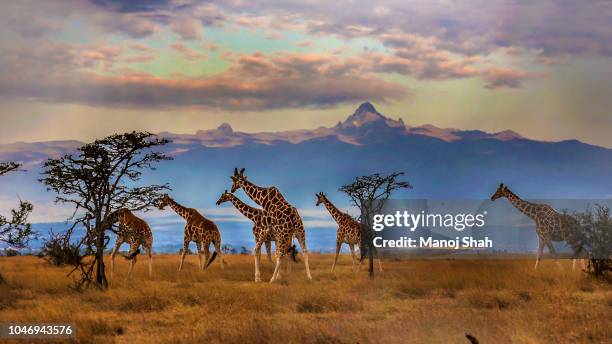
left=316, top=192, right=382, bottom=273
left=158, top=194, right=224, bottom=271
left=216, top=190, right=274, bottom=262
left=490, top=183, right=587, bottom=270
left=107, top=208, right=153, bottom=279
left=231, top=168, right=312, bottom=282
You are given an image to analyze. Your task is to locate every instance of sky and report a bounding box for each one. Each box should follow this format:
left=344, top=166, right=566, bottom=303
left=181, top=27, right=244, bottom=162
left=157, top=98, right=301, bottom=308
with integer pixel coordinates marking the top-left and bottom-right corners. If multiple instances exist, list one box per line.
left=0, top=0, right=611, bottom=147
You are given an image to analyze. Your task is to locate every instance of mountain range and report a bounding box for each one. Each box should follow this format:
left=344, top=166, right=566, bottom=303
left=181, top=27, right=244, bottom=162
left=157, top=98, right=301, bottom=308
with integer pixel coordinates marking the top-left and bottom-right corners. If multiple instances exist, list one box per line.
left=2, top=102, right=612, bottom=252
left=1, top=102, right=612, bottom=222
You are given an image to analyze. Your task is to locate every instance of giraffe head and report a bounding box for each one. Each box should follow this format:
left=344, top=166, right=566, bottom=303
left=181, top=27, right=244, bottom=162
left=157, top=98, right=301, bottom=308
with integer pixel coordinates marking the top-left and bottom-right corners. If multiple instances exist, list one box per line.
left=158, top=194, right=172, bottom=210
left=315, top=192, right=327, bottom=206
left=103, top=208, right=129, bottom=228
left=230, top=167, right=246, bottom=193
left=490, top=183, right=510, bottom=201
left=215, top=190, right=233, bottom=206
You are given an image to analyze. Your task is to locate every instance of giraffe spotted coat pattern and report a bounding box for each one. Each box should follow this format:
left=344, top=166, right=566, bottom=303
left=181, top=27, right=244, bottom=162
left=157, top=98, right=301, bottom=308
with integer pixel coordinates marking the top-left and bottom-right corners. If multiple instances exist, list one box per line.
left=491, top=183, right=586, bottom=270
left=231, top=168, right=312, bottom=282
left=159, top=194, right=224, bottom=271
left=216, top=190, right=275, bottom=266
left=107, top=208, right=153, bottom=279
left=316, top=192, right=382, bottom=273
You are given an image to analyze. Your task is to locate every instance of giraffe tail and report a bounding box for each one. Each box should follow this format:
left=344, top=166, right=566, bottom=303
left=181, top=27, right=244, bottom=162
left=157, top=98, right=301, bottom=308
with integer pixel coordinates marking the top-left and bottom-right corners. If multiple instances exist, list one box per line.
left=204, top=251, right=218, bottom=268
left=122, top=248, right=141, bottom=260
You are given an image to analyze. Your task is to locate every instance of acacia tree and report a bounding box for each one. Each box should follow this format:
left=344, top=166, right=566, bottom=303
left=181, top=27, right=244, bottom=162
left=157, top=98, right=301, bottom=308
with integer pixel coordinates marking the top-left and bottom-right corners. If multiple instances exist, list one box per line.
left=573, top=205, right=612, bottom=280
left=340, top=172, right=411, bottom=277
left=40, top=132, right=171, bottom=289
left=0, top=162, right=34, bottom=248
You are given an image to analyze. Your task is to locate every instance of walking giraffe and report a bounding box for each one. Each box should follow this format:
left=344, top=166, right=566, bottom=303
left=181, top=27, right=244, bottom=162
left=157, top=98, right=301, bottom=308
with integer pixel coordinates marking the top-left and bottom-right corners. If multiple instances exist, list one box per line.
left=216, top=190, right=280, bottom=281
left=230, top=168, right=312, bottom=282
left=158, top=194, right=224, bottom=271
left=107, top=208, right=153, bottom=279
left=216, top=190, right=275, bottom=260
left=490, top=183, right=587, bottom=270
left=316, top=192, right=382, bottom=272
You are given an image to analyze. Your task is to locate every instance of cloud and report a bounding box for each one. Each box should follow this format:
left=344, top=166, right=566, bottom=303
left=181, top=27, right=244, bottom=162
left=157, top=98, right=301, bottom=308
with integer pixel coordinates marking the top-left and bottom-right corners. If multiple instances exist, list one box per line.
left=0, top=44, right=407, bottom=110
left=481, top=68, right=543, bottom=89
left=170, top=15, right=202, bottom=40
left=295, top=40, right=314, bottom=48
left=217, top=0, right=612, bottom=59
left=92, top=11, right=158, bottom=38
left=0, top=0, right=609, bottom=111
left=170, top=43, right=207, bottom=60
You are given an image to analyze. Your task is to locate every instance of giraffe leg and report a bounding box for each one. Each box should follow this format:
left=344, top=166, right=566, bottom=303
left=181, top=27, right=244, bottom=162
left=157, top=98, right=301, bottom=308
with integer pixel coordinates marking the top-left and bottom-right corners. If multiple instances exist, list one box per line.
left=196, top=242, right=203, bottom=270
left=284, top=240, right=293, bottom=274
left=297, top=234, right=312, bottom=281
left=331, top=241, right=341, bottom=273
left=253, top=241, right=262, bottom=282
left=534, top=238, right=545, bottom=270
left=126, top=242, right=138, bottom=280
left=109, top=238, right=122, bottom=279
left=178, top=238, right=189, bottom=272
left=202, top=245, right=211, bottom=269
left=270, top=251, right=283, bottom=283
left=270, top=232, right=290, bottom=283
left=214, top=240, right=224, bottom=270
left=349, top=244, right=358, bottom=271
left=147, top=246, right=153, bottom=278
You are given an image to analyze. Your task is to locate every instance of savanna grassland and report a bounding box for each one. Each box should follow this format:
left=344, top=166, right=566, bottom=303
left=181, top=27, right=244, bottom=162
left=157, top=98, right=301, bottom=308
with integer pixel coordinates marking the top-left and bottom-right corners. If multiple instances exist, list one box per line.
left=0, top=254, right=610, bottom=344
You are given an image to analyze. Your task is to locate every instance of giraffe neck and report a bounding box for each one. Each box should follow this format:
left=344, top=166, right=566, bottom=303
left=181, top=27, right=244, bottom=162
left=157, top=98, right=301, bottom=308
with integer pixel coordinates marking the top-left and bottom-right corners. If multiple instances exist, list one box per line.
left=105, top=209, right=123, bottom=226
left=322, top=198, right=345, bottom=224
left=505, top=189, right=537, bottom=219
left=228, top=194, right=260, bottom=221
left=241, top=179, right=269, bottom=207
left=167, top=198, right=191, bottom=219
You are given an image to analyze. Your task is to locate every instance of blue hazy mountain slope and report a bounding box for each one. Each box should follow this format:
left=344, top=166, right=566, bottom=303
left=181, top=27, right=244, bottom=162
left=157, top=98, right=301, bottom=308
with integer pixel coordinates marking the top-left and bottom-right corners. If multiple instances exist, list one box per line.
left=1, top=103, right=612, bottom=253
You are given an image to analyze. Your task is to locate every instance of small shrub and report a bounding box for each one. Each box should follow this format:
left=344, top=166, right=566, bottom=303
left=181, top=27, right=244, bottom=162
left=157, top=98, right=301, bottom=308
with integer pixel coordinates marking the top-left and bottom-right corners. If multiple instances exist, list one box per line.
left=41, top=235, right=83, bottom=266
left=5, top=249, right=19, bottom=257
left=572, top=205, right=612, bottom=280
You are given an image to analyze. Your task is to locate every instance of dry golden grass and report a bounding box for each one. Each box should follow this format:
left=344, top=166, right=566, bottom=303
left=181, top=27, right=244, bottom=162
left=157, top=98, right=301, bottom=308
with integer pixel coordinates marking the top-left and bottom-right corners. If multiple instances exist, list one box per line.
left=0, top=254, right=610, bottom=344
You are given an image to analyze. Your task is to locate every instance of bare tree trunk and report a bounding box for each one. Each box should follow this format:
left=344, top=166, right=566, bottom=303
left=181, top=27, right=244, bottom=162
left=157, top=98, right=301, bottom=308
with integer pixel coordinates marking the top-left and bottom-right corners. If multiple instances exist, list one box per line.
left=360, top=209, right=375, bottom=278
left=95, top=227, right=108, bottom=289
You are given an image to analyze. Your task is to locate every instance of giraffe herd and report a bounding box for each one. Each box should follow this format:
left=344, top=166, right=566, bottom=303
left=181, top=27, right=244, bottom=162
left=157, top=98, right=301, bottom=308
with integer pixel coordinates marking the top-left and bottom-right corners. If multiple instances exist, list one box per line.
left=109, top=171, right=588, bottom=282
